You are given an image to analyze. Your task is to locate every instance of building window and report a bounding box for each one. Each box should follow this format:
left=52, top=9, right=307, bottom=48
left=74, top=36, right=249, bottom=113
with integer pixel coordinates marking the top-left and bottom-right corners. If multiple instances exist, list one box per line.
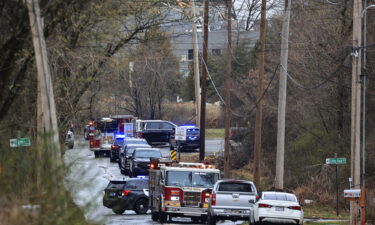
left=188, top=49, right=193, bottom=60
left=212, top=49, right=221, bottom=55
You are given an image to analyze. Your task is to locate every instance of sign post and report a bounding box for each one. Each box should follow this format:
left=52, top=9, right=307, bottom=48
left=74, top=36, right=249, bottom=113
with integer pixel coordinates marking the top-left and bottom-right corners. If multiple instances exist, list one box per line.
left=326, top=154, right=347, bottom=216
left=175, top=127, right=187, bottom=161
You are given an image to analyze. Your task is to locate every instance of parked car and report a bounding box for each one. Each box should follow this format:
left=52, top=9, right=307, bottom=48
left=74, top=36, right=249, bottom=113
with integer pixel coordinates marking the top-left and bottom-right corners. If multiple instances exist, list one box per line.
left=207, top=180, right=257, bottom=225
left=129, top=148, right=162, bottom=177
left=251, top=191, right=303, bottom=225
left=119, top=143, right=151, bottom=175
left=135, top=120, right=176, bottom=146
left=103, top=178, right=149, bottom=215
left=110, top=137, right=125, bottom=162
left=65, top=130, right=74, bottom=149
left=170, top=125, right=200, bottom=151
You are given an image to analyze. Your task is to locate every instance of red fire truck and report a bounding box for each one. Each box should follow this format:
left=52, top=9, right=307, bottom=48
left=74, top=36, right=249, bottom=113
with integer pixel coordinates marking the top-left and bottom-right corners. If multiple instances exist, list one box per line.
left=89, top=115, right=136, bottom=157
left=149, top=159, right=220, bottom=223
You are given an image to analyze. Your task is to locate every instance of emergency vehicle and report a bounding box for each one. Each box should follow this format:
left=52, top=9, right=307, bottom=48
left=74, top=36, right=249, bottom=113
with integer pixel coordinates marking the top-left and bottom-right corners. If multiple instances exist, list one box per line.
left=89, top=115, right=136, bottom=157
left=149, top=159, right=220, bottom=223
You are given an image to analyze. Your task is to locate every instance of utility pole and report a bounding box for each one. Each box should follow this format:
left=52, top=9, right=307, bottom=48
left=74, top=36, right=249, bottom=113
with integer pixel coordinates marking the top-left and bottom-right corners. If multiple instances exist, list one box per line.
left=253, top=0, right=267, bottom=186
left=275, top=0, right=291, bottom=190
left=350, top=0, right=362, bottom=224
left=27, top=0, right=61, bottom=164
left=190, top=0, right=201, bottom=126
left=224, top=0, right=232, bottom=178
left=199, top=0, right=209, bottom=162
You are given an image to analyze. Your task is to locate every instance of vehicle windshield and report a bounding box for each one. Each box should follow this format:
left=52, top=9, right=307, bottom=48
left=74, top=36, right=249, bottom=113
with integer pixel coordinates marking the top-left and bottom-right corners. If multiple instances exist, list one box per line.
left=134, top=150, right=161, bottom=158
left=187, top=128, right=199, bottom=136
left=166, top=171, right=219, bottom=188
left=97, top=120, right=118, bottom=132
left=263, top=193, right=297, bottom=202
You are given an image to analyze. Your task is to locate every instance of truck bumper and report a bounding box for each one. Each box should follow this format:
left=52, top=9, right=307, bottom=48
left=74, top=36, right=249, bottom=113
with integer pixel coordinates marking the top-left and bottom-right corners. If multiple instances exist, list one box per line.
left=164, top=206, right=207, bottom=217
left=211, top=208, right=251, bottom=221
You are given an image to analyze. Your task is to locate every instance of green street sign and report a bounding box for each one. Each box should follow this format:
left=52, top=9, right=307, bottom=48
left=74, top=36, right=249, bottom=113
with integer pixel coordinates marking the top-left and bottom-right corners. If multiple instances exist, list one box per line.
left=9, top=138, right=31, bottom=147
left=326, top=157, right=347, bottom=165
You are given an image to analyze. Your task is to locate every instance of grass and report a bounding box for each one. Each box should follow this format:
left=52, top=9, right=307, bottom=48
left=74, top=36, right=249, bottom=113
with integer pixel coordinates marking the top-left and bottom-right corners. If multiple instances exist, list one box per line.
left=303, top=205, right=349, bottom=219
left=205, top=128, right=224, bottom=139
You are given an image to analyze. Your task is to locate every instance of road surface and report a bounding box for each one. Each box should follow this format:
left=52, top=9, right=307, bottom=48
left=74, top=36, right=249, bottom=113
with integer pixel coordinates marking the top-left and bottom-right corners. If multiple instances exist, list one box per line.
left=64, top=137, right=240, bottom=225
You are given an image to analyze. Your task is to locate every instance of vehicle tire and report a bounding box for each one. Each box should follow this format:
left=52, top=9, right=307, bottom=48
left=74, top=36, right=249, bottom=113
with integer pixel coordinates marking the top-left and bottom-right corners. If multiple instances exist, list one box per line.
left=151, top=211, right=159, bottom=221
left=134, top=198, right=148, bottom=214
left=159, top=212, right=167, bottom=223
left=112, top=205, right=126, bottom=215
left=110, top=155, right=115, bottom=163
left=207, top=214, right=217, bottom=225
left=94, top=151, right=99, bottom=158
left=191, top=217, right=200, bottom=223
left=68, top=144, right=74, bottom=149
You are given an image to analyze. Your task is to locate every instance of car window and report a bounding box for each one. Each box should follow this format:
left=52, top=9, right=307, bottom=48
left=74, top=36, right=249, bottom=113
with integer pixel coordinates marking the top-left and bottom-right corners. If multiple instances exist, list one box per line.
left=218, top=182, right=253, bottom=192
left=263, top=193, right=297, bottom=202
left=107, top=181, right=126, bottom=189
left=161, top=122, right=174, bottom=129
left=146, top=122, right=161, bottom=129
left=114, top=139, right=124, bottom=145
left=125, top=180, right=138, bottom=189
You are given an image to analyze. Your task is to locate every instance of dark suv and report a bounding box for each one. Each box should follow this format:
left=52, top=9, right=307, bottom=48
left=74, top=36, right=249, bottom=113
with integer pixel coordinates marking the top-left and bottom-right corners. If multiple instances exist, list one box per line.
left=103, top=178, right=149, bottom=215
left=119, top=144, right=151, bottom=175
left=109, top=138, right=125, bottom=162
left=136, top=120, right=176, bottom=146
left=129, top=148, right=162, bottom=177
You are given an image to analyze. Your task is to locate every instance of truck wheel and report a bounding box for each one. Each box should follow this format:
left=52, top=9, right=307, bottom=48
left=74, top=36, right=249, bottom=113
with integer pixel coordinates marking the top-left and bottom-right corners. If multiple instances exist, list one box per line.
left=191, top=217, right=200, bottom=223
left=94, top=151, right=99, bottom=158
left=110, top=155, right=115, bottom=163
left=112, top=205, right=125, bottom=215
left=159, top=212, right=167, bottom=223
left=134, top=198, right=148, bottom=214
left=207, top=214, right=216, bottom=225
left=151, top=211, right=159, bottom=221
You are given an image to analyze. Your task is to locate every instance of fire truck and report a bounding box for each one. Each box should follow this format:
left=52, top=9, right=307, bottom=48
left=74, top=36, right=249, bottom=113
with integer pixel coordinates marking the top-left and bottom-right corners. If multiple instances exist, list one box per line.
left=89, top=115, right=136, bottom=157
left=149, top=159, right=220, bottom=223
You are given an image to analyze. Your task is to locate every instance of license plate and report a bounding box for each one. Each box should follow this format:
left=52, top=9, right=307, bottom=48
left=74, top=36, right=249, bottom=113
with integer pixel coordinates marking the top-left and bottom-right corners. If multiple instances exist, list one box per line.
left=275, top=207, right=284, bottom=211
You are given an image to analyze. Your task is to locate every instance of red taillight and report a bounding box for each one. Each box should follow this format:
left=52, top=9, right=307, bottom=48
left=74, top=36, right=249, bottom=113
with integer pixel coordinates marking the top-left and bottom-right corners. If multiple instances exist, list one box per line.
left=288, top=206, right=301, bottom=210
left=111, top=145, right=119, bottom=150
left=211, top=193, right=216, bottom=205
left=150, top=163, right=155, bottom=169
left=258, top=203, right=272, bottom=208
left=121, top=190, right=131, bottom=196
left=201, top=190, right=212, bottom=203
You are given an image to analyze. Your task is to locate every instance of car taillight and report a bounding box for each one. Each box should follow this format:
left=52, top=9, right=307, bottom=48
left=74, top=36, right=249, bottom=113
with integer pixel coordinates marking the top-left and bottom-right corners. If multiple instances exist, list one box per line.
left=111, top=145, right=118, bottom=150
left=121, top=190, right=131, bottom=196
left=258, top=203, right=272, bottom=208
left=201, top=190, right=212, bottom=203
left=288, top=206, right=301, bottom=210
left=211, top=193, right=216, bottom=205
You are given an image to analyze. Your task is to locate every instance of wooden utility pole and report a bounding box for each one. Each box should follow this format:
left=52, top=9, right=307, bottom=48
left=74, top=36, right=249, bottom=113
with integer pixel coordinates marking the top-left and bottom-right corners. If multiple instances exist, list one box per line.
left=253, top=0, right=267, bottom=186
left=275, top=0, right=291, bottom=190
left=350, top=0, right=362, bottom=224
left=224, top=0, right=232, bottom=178
left=199, top=0, right=209, bottom=162
left=27, top=0, right=61, bottom=164
left=191, top=0, right=201, bottom=126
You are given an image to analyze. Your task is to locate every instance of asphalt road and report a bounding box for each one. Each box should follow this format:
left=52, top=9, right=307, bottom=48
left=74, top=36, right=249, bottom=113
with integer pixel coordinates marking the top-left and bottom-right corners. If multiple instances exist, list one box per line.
left=63, top=137, right=241, bottom=225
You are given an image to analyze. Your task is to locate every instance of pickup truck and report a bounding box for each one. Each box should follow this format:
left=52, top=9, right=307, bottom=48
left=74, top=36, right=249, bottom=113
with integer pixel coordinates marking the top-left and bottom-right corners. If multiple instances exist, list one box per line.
left=135, top=120, right=176, bottom=146
left=207, top=180, right=257, bottom=225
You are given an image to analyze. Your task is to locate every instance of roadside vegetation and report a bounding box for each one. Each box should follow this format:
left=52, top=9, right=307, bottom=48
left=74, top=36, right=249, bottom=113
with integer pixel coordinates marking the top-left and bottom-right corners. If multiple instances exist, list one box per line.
left=0, top=136, right=90, bottom=225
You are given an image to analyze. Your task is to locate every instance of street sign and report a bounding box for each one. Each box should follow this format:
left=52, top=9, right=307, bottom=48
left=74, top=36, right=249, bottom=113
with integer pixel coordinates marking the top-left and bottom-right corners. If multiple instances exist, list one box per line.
left=175, top=127, right=187, bottom=141
left=326, top=157, right=347, bottom=165
left=9, top=138, right=31, bottom=147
